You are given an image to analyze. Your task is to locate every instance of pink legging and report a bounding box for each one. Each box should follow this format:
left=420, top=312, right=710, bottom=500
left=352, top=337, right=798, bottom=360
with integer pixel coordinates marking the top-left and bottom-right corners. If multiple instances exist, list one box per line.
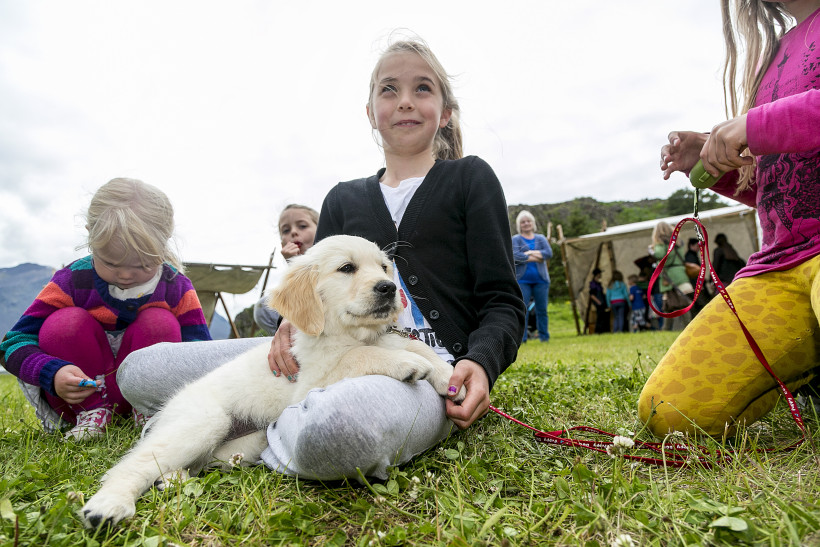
left=40, top=306, right=182, bottom=423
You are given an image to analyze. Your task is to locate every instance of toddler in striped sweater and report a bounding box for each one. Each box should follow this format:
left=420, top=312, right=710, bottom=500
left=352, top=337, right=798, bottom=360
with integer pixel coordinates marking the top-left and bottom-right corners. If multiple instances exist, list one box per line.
left=1, top=178, right=211, bottom=440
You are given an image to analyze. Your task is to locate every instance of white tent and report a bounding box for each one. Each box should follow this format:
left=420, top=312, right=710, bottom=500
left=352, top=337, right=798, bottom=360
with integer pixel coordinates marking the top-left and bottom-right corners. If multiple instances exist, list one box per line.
left=559, top=205, right=759, bottom=334
left=184, top=255, right=275, bottom=338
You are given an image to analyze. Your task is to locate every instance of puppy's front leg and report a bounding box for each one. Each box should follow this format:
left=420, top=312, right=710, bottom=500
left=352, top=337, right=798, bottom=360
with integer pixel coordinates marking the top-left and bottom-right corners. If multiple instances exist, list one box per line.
left=333, top=346, right=461, bottom=400
left=80, top=397, right=232, bottom=528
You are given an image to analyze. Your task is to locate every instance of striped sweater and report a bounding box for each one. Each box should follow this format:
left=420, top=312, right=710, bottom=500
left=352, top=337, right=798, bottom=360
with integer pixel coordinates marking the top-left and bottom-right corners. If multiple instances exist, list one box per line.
left=1, top=255, right=211, bottom=396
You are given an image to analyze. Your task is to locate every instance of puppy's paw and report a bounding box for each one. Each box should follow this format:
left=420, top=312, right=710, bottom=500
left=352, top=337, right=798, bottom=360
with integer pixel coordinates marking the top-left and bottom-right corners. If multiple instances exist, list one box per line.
left=154, top=469, right=190, bottom=491
left=80, top=491, right=136, bottom=529
left=395, top=352, right=436, bottom=383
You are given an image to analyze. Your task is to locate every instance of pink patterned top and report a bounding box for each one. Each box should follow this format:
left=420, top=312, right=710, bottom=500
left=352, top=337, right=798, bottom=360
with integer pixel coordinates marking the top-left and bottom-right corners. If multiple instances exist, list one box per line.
left=710, top=7, right=820, bottom=279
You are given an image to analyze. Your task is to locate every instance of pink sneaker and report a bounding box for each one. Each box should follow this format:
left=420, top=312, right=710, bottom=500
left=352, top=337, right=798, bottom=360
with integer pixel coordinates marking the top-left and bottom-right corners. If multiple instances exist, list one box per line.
left=132, top=408, right=150, bottom=428
left=64, top=407, right=112, bottom=441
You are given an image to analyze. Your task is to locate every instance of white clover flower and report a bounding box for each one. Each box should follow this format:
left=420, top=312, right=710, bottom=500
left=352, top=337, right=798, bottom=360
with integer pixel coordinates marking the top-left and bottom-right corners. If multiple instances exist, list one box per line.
left=426, top=471, right=434, bottom=480
left=228, top=452, right=244, bottom=467
left=612, top=436, right=635, bottom=448
left=377, top=531, right=387, bottom=539
left=607, top=436, right=635, bottom=458
left=375, top=496, right=387, bottom=504
left=611, top=533, right=635, bottom=547
left=412, top=476, right=421, bottom=484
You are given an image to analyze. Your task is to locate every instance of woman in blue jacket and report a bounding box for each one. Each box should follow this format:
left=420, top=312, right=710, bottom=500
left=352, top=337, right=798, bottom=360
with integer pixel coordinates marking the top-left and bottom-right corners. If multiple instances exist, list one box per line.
left=512, top=211, right=553, bottom=342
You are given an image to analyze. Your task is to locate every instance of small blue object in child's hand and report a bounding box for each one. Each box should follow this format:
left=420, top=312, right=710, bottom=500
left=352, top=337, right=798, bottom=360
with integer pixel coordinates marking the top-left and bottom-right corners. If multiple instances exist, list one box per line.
left=78, top=379, right=98, bottom=388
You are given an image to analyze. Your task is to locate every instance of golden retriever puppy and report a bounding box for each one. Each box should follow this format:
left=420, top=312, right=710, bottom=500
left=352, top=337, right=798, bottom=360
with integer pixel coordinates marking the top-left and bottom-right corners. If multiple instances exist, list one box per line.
left=80, top=234, right=464, bottom=528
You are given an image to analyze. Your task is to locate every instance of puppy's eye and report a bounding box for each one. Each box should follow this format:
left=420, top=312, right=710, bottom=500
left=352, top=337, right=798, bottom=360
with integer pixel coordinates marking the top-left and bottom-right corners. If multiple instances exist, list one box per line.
left=338, top=263, right=357, bottom=274
left=382, top=264, right=388, bottom=273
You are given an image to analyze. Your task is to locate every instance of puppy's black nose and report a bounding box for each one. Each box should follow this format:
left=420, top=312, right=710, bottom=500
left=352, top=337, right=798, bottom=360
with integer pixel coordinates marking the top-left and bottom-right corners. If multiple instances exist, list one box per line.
left=374, top=280, right=396, bottom=297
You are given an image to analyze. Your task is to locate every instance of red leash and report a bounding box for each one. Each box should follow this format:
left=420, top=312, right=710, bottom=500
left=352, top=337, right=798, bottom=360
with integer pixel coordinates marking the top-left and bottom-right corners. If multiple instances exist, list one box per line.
left=488, top=211, right=806, bottom=467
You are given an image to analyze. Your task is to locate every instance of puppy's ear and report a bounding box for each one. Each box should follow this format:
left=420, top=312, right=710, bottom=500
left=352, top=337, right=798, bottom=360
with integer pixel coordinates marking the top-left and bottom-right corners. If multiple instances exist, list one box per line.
left=270, top=260, right=324, bottom=336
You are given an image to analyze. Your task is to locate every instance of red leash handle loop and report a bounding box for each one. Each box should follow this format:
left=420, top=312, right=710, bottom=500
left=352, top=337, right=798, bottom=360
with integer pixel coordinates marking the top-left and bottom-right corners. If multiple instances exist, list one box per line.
left=647, top=217, right=709, bottom=319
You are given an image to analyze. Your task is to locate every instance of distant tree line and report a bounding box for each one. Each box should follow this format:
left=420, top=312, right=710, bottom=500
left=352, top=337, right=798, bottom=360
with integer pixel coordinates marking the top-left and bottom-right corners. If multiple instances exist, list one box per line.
left=508, top=189, right=728, bottom=300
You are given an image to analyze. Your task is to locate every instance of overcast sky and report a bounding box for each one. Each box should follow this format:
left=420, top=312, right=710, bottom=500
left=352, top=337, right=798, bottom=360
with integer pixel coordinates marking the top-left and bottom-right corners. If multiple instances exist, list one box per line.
left=0, top=1, right=729, bottom=314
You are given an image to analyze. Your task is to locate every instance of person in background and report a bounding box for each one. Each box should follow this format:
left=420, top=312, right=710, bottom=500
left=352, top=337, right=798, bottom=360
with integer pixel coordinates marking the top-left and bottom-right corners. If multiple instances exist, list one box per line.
left=642, top=0, right=820, bottom=436
left=0, top=178, right=210, bottom=440
left=627, top=274, right=648, bottom=333
left=253, top=204, right=319, bottom=335
left=650, top=221, right=693, bottom=331
left=512, top=210, right=553, bottom=342
left=684, top=237, right=711, bottom=316
left=588, top=268, right=608, bottom=334
left=606, top=270, right=629, bottom=333
left=712, top=233, right=746, bottom=285
left=640, top=267, right=663, bottom=330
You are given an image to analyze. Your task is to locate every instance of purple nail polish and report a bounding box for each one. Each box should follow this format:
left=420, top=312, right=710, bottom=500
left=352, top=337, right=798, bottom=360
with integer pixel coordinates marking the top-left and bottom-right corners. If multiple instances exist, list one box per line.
left=448, top=386, right=457, bottom=394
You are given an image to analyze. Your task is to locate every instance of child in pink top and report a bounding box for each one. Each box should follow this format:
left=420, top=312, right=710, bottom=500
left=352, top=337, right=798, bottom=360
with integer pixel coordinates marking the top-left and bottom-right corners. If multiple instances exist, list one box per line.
left=640, top=1, right=820, bottom=436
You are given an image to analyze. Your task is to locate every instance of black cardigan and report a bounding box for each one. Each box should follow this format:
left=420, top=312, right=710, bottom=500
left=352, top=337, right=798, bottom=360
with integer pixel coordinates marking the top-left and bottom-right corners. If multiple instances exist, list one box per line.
left=315, top=156, right=525, bottom=389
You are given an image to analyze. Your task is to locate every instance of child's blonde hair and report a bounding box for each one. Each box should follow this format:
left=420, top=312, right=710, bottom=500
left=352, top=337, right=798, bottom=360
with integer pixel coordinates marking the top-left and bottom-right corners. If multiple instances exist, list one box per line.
left=515, top=210, right=536, bottom=234
left=720, top=0, right=793, bottom=190
left=278, top=204, right=319, bottom=237
left=368, top=36, right=463, bottom=161
left=82, top=178, right=183, bottom=272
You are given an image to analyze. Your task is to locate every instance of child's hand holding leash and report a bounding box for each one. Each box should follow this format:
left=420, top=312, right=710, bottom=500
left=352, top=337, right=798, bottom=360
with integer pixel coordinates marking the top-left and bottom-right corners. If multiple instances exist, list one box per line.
left=446, top=359, right=490, bottom=429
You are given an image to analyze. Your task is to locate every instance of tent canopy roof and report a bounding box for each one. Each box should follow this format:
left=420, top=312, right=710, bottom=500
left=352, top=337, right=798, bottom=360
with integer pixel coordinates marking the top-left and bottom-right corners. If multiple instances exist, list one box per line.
left=182, top=262, right=274, bottom=328
left=183, top=262, right=271, bottom=295
left=567, top=204, right=754, bottom=243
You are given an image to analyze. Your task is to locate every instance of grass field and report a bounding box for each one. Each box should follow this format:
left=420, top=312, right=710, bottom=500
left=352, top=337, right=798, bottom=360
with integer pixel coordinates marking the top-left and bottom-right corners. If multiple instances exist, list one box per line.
left=1, top=301, right=819, bottom=546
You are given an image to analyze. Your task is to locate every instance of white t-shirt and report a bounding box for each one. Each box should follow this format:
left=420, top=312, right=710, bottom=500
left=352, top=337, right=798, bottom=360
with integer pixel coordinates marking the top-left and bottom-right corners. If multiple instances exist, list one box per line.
left=380, top=178, right=454, bottom=363
left=106, top=268, right=163, bottom=356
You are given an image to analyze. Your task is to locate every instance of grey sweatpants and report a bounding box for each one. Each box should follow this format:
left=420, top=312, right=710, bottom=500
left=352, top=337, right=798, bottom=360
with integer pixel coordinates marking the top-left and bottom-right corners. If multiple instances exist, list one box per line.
left=117, top=339, right=455, bottom=480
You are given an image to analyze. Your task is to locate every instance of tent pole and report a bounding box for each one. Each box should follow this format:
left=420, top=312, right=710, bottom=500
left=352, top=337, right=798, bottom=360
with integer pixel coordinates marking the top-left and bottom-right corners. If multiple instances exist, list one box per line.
left=248, top=249, right=277, bottom=337
left=605, top=239, right=617, bottom=274
left=259, top=249, right=276, bottom=297
left=217, top=292, right=241, bottom=339
left=558, top=225, right=582, bottom=336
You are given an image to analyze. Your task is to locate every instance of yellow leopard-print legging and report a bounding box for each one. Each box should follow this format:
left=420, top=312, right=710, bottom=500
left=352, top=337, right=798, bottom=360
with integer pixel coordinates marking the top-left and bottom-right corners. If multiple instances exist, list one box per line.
left=638, top=253, right=820, bottom=437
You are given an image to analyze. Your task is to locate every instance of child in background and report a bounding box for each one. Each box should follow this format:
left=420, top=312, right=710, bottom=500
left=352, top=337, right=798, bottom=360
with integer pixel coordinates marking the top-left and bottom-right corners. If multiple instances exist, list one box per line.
left=253, top=204, right=319, bottom=335
left=605, top=270, right=629, bottom=333
left=588, top=268, right=608, bottom=334
left=0, top=178, right=210, bottom=440
left=627, top=274, right=647, bottom=333
left=639, top=266, right=662, bottom=330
